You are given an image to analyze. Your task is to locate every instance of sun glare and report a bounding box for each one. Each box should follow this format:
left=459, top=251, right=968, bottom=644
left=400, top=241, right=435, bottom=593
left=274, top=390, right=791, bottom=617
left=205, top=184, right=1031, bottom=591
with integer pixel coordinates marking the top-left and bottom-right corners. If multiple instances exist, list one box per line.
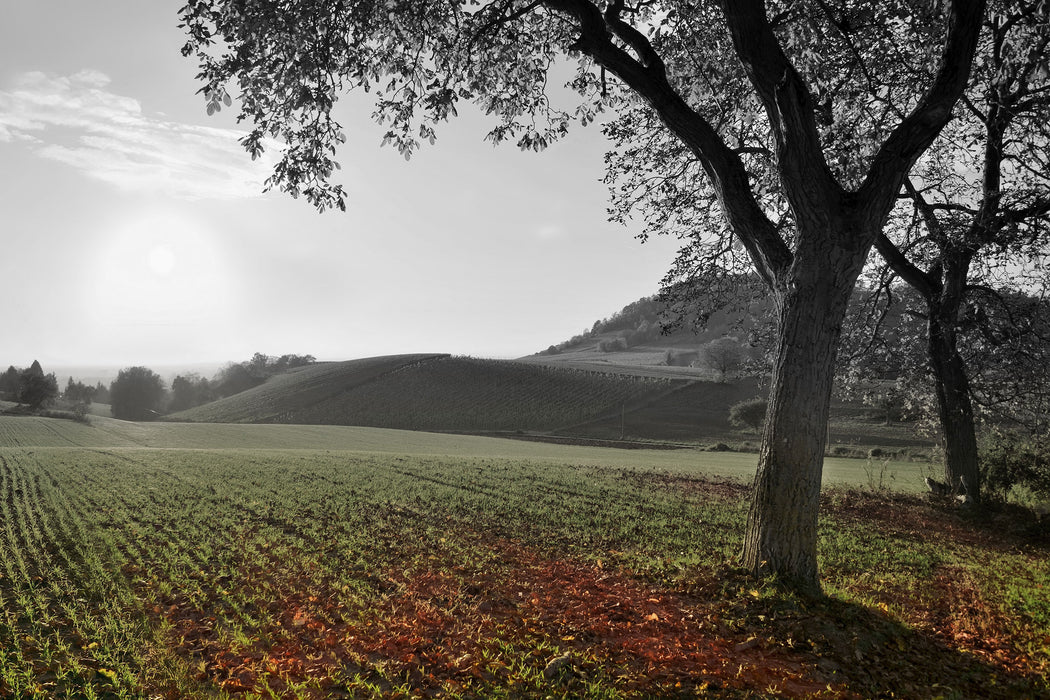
left=86, top=210, right=237, bottom=330
left=147, top=245, right=177, bottom=277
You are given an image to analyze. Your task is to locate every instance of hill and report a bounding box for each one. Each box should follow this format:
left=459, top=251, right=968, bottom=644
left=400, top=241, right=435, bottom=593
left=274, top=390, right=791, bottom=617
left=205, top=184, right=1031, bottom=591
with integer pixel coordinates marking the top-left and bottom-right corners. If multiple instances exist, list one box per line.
left=164, top=284, right=934, bottom=451
left=171, top=354, right=682, bottom=435
left=168, top=351, right=931, bottom=453
left=171, top=354, right=448, bottom=423
left=524, top=292, right=770, bottom=376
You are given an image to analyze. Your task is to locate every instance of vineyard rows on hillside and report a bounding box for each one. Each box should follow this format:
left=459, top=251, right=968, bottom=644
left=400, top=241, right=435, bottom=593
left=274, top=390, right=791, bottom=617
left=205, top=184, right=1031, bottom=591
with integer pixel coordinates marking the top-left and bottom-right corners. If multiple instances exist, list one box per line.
left=290, top=357, right=674, bottom=432
left=174, top=356, right=677, bottom=434
left=171, top=355, right=450, bottom=424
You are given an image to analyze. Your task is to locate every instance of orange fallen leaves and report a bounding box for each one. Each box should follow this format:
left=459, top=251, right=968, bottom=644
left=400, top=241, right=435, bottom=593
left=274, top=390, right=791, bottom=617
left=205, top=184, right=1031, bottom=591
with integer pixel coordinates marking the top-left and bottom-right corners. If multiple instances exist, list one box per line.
left=147, top=534, right=852, bottom=698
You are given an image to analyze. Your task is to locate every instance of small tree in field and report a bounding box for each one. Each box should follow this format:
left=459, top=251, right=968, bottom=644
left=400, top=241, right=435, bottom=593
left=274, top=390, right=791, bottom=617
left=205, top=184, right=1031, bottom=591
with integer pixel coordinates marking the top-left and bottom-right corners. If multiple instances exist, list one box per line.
left=699, top=337, right=746, bottom=382
left=110, top=367, right=166, bottom=421
left=729, top=399, right=767, bottom=434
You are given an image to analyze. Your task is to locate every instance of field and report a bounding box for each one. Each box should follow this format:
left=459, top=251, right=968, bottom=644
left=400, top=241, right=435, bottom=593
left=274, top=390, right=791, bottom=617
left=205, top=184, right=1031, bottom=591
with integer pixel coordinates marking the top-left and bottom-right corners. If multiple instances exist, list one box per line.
left=1, top=415, right=1047, bottom=698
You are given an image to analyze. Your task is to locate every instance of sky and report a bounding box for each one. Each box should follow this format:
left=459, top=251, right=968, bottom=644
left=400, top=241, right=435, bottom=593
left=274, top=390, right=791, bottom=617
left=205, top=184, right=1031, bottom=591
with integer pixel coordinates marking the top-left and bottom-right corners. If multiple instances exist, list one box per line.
left=0, top=2, right=681, bottom=375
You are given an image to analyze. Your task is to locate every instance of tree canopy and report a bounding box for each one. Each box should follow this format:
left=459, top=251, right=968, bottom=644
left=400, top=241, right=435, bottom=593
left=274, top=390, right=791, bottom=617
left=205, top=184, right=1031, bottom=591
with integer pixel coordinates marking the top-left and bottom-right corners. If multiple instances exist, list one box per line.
left=830, top=1, right=1050, bottom=501
left=16, top=361, right=59, bottom=411
left=110, top=367, right=167, bottom=422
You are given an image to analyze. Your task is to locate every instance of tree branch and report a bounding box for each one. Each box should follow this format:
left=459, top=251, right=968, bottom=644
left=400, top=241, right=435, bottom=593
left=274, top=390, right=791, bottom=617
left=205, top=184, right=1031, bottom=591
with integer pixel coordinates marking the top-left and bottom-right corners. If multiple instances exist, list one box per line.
left=543, top=0, right=793, bottom=286
left=717, top=0, right=844, bottom=223
left=858, top=0, right=987, bottom=222
left=874, top=231, right=937, bottom=302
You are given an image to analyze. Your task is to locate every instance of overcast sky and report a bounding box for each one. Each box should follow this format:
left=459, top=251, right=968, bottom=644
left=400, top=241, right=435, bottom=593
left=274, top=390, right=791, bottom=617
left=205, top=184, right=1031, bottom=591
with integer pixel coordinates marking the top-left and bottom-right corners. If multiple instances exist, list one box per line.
left=1, top=2, right=680, bottom=372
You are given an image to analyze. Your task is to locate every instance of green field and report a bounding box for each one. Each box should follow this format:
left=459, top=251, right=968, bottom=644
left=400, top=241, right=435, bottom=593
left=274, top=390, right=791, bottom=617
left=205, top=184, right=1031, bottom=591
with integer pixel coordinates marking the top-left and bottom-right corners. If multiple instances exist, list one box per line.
left=1, top=415, right=1046, bottom=698
left=0, top=414, right=929, bottom=491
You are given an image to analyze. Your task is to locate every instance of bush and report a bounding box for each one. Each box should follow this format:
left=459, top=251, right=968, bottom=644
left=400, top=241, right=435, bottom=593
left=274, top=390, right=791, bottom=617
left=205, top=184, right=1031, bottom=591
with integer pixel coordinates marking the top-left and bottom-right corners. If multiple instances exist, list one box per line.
left=728, top=398, right=767, bottom=433
left=980, top=431, right=1050, bottom=501
left=597, top=337, right=628, bottom=353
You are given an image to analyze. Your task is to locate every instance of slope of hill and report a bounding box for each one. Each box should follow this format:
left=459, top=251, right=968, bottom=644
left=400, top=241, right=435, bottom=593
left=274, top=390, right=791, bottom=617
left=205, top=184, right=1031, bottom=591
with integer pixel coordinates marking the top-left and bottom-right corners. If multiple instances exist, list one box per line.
left=171, top=354, right=678, bottom=434
left=522, top=291, right=772, bottom=377
left=170, top=354, right=449, bottom=423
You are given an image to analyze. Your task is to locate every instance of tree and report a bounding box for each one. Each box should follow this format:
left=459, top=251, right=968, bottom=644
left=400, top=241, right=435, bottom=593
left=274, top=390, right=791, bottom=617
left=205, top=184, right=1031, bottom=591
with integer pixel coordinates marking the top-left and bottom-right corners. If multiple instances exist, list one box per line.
left=170, top=373, right=213, bottom=412
left=0, top=366, right=20, bottom=400
left=699, top=337, right=746, bottom=382
left=729, top=398, right=768, bottom=433
left=214, top=362, right=265, bottom=398
left=865, top=1, right=1050, bottom=502
left=110, top=367, right=166, bottom=421
left=179, top=0, right=987, bottom=593
left=18, top=361, right=59, bottom=410
left=64, top=376, right=95, bottom=405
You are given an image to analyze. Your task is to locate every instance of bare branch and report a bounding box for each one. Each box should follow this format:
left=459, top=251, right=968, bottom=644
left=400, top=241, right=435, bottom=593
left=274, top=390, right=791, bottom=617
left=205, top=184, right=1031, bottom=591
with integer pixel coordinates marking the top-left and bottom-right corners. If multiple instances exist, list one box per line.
left=858, top=0, right=987, bottom=222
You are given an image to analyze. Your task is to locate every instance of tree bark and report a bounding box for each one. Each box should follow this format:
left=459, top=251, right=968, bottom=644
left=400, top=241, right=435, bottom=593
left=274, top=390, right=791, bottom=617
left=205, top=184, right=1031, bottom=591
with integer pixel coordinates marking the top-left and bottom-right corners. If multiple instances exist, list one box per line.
left=741, top=234, right=869, bottom=595
left=928, top=310, right=981, bottom=501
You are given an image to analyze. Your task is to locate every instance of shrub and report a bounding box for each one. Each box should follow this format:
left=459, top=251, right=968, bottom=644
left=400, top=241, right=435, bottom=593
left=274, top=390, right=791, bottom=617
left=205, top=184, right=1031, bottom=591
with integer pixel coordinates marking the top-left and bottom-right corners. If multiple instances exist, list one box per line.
left=728, top=398, right=767, bottom=433
left=597, top=337, right=628, bottom=353
left=980, top=431, right=1050, bottom=501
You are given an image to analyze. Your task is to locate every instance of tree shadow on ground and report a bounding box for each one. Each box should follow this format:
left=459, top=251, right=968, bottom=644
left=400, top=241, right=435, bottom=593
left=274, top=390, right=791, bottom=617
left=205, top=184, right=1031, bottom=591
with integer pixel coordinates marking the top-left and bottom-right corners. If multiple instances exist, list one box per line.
left=697, top=563, right=1046, bottom=699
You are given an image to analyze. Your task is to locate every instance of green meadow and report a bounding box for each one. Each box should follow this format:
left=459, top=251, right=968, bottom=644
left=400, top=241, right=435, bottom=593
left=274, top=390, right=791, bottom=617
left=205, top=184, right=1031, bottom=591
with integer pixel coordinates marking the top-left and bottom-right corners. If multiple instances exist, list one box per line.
left=0, top=414, right=1046, bottom=698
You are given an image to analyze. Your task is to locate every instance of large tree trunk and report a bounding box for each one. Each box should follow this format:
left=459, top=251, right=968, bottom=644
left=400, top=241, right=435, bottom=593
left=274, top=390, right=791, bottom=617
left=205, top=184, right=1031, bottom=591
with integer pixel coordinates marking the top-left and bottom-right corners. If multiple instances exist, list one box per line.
left=928, top=312, right=981, bottom=502
left=741, top=241, right=867, bottom=596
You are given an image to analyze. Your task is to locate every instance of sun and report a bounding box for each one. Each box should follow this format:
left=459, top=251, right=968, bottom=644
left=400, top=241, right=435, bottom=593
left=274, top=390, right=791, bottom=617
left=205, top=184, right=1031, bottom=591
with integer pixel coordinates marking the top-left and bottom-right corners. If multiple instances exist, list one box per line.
left=147, top=244, right=177, bottom=277
left=86, top=209, right=238, bottom=328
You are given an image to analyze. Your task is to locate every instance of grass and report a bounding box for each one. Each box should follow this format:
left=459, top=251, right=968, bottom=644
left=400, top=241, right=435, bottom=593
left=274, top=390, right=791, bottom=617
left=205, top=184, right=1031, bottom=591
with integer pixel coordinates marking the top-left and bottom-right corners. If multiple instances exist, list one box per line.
left=0, top=415, right=1046, bottom=698
left=0, top=415, right=929, bottom=491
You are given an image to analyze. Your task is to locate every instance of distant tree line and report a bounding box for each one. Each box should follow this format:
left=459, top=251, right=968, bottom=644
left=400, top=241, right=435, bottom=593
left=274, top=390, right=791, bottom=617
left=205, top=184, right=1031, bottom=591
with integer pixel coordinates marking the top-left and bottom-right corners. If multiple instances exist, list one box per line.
left=540, top=296, right=667, bottom=356
left=2, top=352, right=315, bottom=422
left=168, top=352, right=317, bottom=413
left=114, top=352, right=317, bottom=419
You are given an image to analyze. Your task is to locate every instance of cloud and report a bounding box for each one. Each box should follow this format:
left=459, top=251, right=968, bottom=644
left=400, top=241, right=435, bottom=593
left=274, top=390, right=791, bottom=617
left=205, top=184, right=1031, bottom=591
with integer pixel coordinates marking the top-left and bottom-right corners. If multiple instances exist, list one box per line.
left=0, top=70, right=277, bottom=200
